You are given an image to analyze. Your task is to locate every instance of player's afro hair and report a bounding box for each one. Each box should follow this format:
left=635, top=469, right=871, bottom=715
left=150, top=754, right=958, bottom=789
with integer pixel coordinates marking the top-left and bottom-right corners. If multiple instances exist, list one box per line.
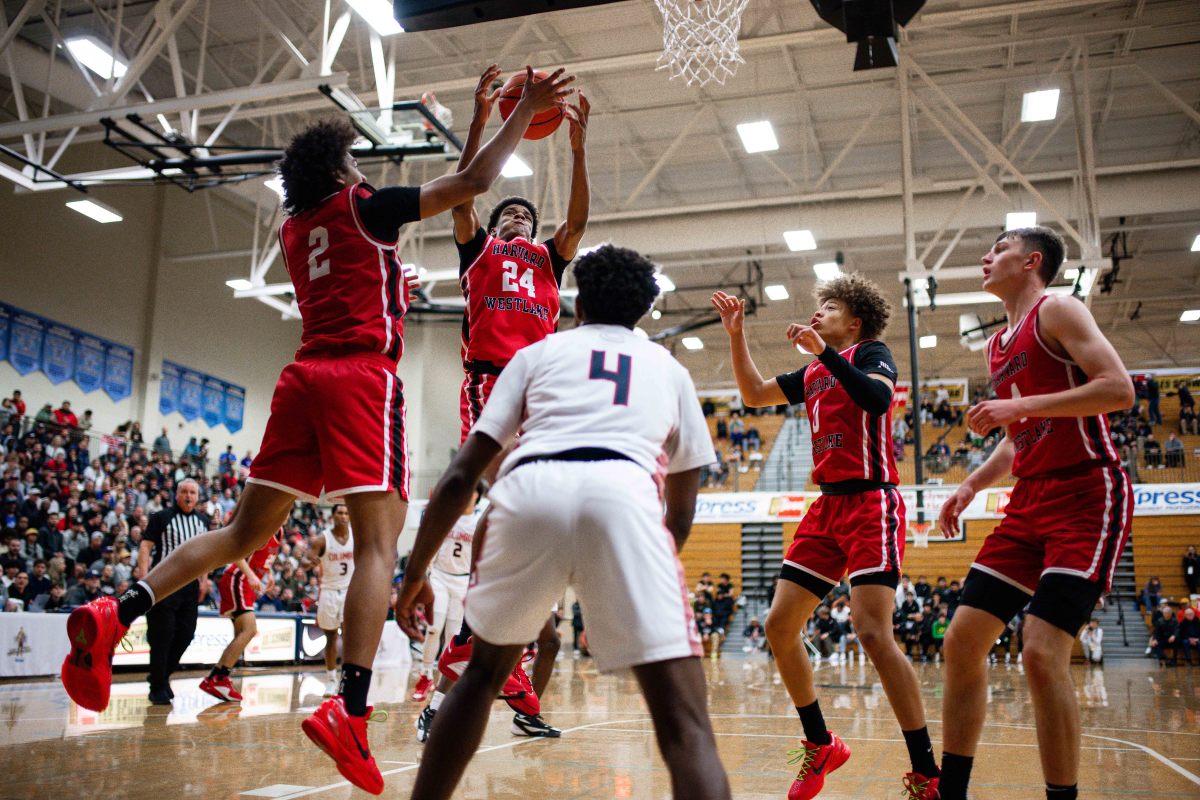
left=997, top=226, right=1065, bottom=286
left=573, top=244, right=660, bottom=328
left=487, top=196, right=539, bottom=240
left=814, top=272, right=891, bottom=342
left=277, top=117, right=357, bottom=216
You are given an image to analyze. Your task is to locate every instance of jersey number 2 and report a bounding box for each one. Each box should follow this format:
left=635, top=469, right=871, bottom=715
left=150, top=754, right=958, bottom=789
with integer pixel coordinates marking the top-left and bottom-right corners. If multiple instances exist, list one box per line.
left=589, top=350, right=632, bottom=405
left=501, top=260, right=536, bottom=298
left=308, top=226, right=331, bottom=281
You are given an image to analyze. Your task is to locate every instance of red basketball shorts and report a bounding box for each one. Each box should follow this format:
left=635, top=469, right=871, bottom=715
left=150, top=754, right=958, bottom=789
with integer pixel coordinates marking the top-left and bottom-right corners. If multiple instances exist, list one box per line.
left=460, top=370, right=499, bottom=444
left=971, top=465, right=1132, bottom=593
left=218, top=569, right=256, bottom=617
left=782, top=488, right=905, bottom=592
left=249, top=352, right=409, bottom=503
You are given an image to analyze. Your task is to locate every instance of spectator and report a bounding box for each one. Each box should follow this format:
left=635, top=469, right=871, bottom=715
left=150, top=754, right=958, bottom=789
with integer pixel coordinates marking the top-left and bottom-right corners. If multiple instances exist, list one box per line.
left=152, top=427, right=172, bottom=455
left=930, top=609, right=949, bottom=660
left=895, top=575, right=915, bottom=608
left=218, top=445, right=237, bottom=475
left=1164, top=433, right=1185, bottom=468
left=77, top=532, right=106, bottom=570
left=1140, top=577, right=1163, bottom=613
left=742, top=616, right=765, bottom=652
left=1143, top=434, right=1163, bottom=468
left=1180, top=383, right=1195, bottom=413
left=1185, top=546, right=1199, bottom=596
left=74, top=409, right=93, bottom=440
left=9, top=571, right=33, bottom=609
left=65, top=570, right=103, bottom=606
left=31, top=583, right=67, bottom=612
left=257, top=583, right=284, bottom=612
left=26, top=559, right=51, bottom=603
left=35, top=403, right=54, bottom=425
left=694, top=572, right=714, bottom=607
left=9, top=390, right=26, bottom=423
left=127, top=421, right=144, bottom=451
left=53, top=401, right=78, bottom=431
left=1178, top=607, right=1200, bottom=665
left=913, top=575, right=932, bottom=602
left=1150, top=603, right=1179, bottom=665
left=571, top=601, right=587, bottom=656
left=712, top=587, right=735, bottom=634
left=0, top=537, right=27, bottom=574
left=20, top=528, right=44, bottom=566
left=1079, top=619, right=1103, bottom=664
left=1180, top=405, right=1199, bottom=436
left=811, top=605, right=841, bottom=661
left=838, top=610, right=862, bottom=661
left=697, top=609, right=724, bottom=658
left=729, top=414, right=745, bottom=449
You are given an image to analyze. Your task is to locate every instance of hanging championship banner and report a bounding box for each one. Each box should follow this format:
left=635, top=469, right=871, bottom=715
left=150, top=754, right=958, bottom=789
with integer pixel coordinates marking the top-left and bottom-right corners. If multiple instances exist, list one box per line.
left=8, top=312, right=44, bottom=376
left=178, top=369, right=204, bottom=421
left=74, top=335, right=106, bottom=394
left=0, top=304, right=10, bottom=364
left=42, top=324, right=76, bottom=385
left=223, top=383, right=245, bottom=433
left=103, top=344, right=134, bottom=401
left=159, top=361, right=181, bottom=416
left=202, top=377, right=225, bottom=428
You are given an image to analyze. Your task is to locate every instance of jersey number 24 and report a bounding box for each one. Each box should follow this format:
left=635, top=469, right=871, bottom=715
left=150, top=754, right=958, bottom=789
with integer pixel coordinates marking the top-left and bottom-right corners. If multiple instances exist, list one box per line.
left=501, top=260, right=536, bottom=298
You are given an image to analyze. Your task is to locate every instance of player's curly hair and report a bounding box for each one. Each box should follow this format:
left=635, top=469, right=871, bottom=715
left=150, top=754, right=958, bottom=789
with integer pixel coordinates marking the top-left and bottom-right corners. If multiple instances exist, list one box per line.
left=814, top=272, right=891, bottom=342
left=573, top=244, right=660, bottom=328
left=998, top=226, right=1065, bottom=285
left=487, top=196, right=539, bottom=240
left=277, top=117, right=357, bottom=215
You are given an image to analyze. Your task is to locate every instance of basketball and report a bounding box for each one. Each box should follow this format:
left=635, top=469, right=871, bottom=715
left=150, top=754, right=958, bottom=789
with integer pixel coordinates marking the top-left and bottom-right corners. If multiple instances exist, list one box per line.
left=497, top=69, right=565, bottom=140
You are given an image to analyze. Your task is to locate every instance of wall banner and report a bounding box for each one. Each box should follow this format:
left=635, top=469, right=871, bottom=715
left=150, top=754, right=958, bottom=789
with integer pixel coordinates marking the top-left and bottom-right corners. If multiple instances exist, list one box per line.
left=178, top=369, right=204, bottom=421
left=223, top=383, right=245, bottom=433
left=8, top=312, right=44, bottom=376
left=103, top=343, right=134, bottom=401
left=0, top=303, right=10, bottom=364
left=202, top=377, right=225, bottom=428
left=42, top=324, right=76, bottom=385
left=159, top=361, right=181, bottom=416
left=74, top=335, right=106, bottom=394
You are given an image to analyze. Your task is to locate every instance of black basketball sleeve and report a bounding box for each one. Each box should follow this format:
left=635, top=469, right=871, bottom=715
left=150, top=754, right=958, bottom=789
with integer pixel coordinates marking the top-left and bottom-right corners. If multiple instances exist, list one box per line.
left=817, top=343, right=894, bottom=416
left=355, top=186, right=422, bottom=242
left=543, top=238, right=572, bottom=285
left=853, top=340, right=900, bottom=380
left=457, top=228, right=487, bottom=278
left=774, top=364, right=809, bottom=406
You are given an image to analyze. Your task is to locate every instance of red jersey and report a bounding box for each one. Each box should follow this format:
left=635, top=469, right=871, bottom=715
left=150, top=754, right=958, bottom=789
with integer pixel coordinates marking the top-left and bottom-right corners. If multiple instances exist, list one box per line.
left=987, top=296, right=1119, bottom=479
left=778, top=341, right=900, bottom=487
left=279, top=183, right=418, bottom=364
left=457, top=229, right=567, bottom=368
left=228, top=529, right=283, bottom=580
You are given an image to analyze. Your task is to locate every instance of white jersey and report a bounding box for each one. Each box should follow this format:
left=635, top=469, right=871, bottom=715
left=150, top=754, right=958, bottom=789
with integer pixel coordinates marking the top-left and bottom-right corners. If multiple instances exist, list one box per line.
left=320, top=528, right=355, bottom=590
left=472, top=324, right=714, bottom=479
left=432, top=512, right=477, bottom=575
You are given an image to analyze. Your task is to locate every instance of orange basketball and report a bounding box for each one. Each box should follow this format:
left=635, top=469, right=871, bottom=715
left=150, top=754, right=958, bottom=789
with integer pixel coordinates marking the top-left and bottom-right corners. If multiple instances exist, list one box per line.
left=497, top=69, right=564, bottom=141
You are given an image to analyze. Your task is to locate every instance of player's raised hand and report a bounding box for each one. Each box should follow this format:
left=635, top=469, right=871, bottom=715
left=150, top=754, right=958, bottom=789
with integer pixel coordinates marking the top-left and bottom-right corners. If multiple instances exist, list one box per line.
left=711, top=292, right=745, bottom=336
left=394, top=575, right=434, bottom=641
left=516, top=66, right=576, bottom=115
left=565, top=91, right=590, bottom=152
left=938, top=484, right=975, bottom=538
left=966, top=398, right=1025, bottom=436
left=472, top=64, right=503, bottom=122
left=787, top=323, right=826, bottom=355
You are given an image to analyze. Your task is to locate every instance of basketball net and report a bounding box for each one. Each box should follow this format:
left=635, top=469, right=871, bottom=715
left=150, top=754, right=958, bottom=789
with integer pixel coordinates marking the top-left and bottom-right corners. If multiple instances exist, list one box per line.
left=910, top=520, right=931, bottom=549
left=654, top=0, right=751, bottom=87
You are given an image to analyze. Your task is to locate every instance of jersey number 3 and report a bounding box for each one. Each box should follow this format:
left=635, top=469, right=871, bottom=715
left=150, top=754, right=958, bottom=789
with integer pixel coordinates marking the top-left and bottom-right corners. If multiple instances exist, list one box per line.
left=589, top=350, right=632, bottom=405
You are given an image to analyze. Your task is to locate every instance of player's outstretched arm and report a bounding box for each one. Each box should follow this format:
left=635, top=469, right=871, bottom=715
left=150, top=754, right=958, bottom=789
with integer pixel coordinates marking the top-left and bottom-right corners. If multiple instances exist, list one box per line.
left=938, top=438, right=1014, bottom=538
left=451, top=64, right=502, bottom=244
left=552, top=92, right=591, bottom=261
left=966, top=296, right=1135, bottom=434
left=396, top=432, right=504, bottom=640
left=663, top=467, right=703, bottom=551
left=419, top=67, right=575, bottom=221
left=710, top=291, right=788, bottom=407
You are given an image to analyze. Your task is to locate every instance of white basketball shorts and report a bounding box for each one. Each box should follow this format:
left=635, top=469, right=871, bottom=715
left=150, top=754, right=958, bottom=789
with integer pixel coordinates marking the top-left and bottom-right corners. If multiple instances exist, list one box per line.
left=316, top=587, right=347, bottom=630
left=465, top=460, right=702, bottom=673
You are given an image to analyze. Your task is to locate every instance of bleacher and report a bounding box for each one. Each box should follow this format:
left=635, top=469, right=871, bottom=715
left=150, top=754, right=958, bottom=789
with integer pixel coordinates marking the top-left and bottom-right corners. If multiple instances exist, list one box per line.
left=702, top=405, right=789, bottom=493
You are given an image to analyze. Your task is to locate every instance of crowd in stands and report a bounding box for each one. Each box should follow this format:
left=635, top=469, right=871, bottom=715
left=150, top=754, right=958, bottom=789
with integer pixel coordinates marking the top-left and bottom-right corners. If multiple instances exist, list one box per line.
left=0, top=388, right=345, bottom=617
left=700, top=398, right=791, bottom=488
left=1106, top=376, right=1196, bottom=481
left=1141, top=546, right=1200, bottom=667
left=692, top=571, right=741, bottom=657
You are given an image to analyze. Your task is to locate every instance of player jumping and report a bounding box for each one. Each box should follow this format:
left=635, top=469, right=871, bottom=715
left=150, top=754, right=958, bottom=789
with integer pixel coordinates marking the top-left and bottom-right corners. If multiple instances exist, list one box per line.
left=937, top=227, right=1134, bottom=800
left=200, top=528, right=284, bottom=702
left=712, top=274, right=940, bottom=800
left=59, top=66, right=575, bottom=797
left=396, top=244, right=732, bottom=800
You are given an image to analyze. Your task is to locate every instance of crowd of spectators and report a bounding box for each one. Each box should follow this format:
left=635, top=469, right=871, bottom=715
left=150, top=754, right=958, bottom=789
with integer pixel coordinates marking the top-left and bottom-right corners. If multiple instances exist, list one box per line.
left=0, top=387, right=341, bottom=617
left=1141, top=546, right=1200, bottom=667
left=692, top=571, right=741, bottom=657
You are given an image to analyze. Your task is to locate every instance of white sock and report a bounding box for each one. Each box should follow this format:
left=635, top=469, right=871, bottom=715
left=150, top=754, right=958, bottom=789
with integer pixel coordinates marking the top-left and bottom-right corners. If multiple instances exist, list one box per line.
left=429, top=691, right=445, bottom=711
left=326, top=669, right=338, bottom=682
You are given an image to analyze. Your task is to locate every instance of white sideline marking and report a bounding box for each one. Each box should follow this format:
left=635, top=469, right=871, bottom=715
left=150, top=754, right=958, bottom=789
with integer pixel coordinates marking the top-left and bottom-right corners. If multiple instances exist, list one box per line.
left=1082, top=733, right=1200, bottom=786
left=241, top=786, right=314, bottom=798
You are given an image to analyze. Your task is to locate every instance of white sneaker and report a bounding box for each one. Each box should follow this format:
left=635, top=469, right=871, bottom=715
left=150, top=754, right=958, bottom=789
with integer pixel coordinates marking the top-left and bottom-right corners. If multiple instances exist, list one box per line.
left=322, top=679, right=338, bottom=697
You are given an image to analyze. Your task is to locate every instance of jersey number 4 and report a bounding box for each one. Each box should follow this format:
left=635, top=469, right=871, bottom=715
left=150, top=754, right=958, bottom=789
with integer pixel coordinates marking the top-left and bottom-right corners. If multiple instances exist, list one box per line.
left=589, top=350, right=632, bottom=405
left=501, top=260, right=536, bottom=298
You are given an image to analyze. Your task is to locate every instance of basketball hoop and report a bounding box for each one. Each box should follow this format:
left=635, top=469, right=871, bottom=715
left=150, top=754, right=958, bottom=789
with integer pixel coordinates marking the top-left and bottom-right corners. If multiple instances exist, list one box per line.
left=654, top=0, right=751, bottom=87
left=910, top=520, right=931, bottom=549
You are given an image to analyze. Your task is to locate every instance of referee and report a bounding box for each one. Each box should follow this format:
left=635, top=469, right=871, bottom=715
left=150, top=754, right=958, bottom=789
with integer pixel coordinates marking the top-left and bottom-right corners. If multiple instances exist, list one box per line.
left=137, top=479, right=210, bottom=704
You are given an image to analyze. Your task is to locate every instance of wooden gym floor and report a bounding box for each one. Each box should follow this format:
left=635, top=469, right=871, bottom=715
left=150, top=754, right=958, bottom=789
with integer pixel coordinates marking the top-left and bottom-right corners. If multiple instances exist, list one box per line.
left=2, top=654, right=1198, bottom=799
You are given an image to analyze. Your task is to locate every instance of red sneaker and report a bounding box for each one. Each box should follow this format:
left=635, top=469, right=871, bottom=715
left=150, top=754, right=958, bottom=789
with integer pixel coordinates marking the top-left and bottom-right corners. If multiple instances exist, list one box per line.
left=437, top=635, right=540, bottom=715
left=437, top=636, right=472, bottom=681
left=902, top=773, right=940, bottom=799
left=200, top=674, right=243, bottom=702
left=301, top=696, right=385, bottom=796
left=411, top=673, right=433, bottom=702
left=786, top=731, right=851, bottom=800
left=61, top=597, right=128, bottom=712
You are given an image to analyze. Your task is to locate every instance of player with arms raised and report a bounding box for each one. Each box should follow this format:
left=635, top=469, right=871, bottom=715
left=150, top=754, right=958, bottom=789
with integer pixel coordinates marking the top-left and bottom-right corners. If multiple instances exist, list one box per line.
left=397, top=245, right=730, bottom=800
left=712, top=274, right=940, bottom=800
left=59, top=66, right=575, bottom=797
left=937, top=228, right=1134, bottom=800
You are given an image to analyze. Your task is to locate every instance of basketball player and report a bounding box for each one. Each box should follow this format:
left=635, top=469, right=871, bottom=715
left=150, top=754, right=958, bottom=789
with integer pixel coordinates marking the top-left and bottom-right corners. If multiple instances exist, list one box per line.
left=200, top=528, right=284, bottom=702
left=425, top=65, right=592, bottom=735
left=936, top=227, right=1134, bottom=800
left=712, top=275, right=940, bottom=800
left=396, top=244, right=731, bottom=800
left=309, top=503, right=354, bottom=697
left=59, top=66, right=575, bottom=797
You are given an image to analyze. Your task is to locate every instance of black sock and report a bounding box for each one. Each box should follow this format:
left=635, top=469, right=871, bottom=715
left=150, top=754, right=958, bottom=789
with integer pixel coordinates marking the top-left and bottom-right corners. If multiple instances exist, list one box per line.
left=902, top=727, right=940, bottom=777
left=453, top=621, right=473, bottom=647
left=795, top=702, right=831, bottom=745
left=1046, top=783, right=1077, bottom=800
left=210, top=665, right=231, bottom=679
left=939, top=752, right=973, bottom=800
left=339, top=663, right=372, bottom=716
left=117, top=580, right=155, bottom=627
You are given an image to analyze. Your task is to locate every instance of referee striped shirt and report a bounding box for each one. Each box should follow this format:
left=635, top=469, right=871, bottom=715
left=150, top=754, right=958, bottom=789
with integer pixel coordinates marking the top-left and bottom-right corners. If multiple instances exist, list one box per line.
left=144, top=506, right=211, bottom=568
